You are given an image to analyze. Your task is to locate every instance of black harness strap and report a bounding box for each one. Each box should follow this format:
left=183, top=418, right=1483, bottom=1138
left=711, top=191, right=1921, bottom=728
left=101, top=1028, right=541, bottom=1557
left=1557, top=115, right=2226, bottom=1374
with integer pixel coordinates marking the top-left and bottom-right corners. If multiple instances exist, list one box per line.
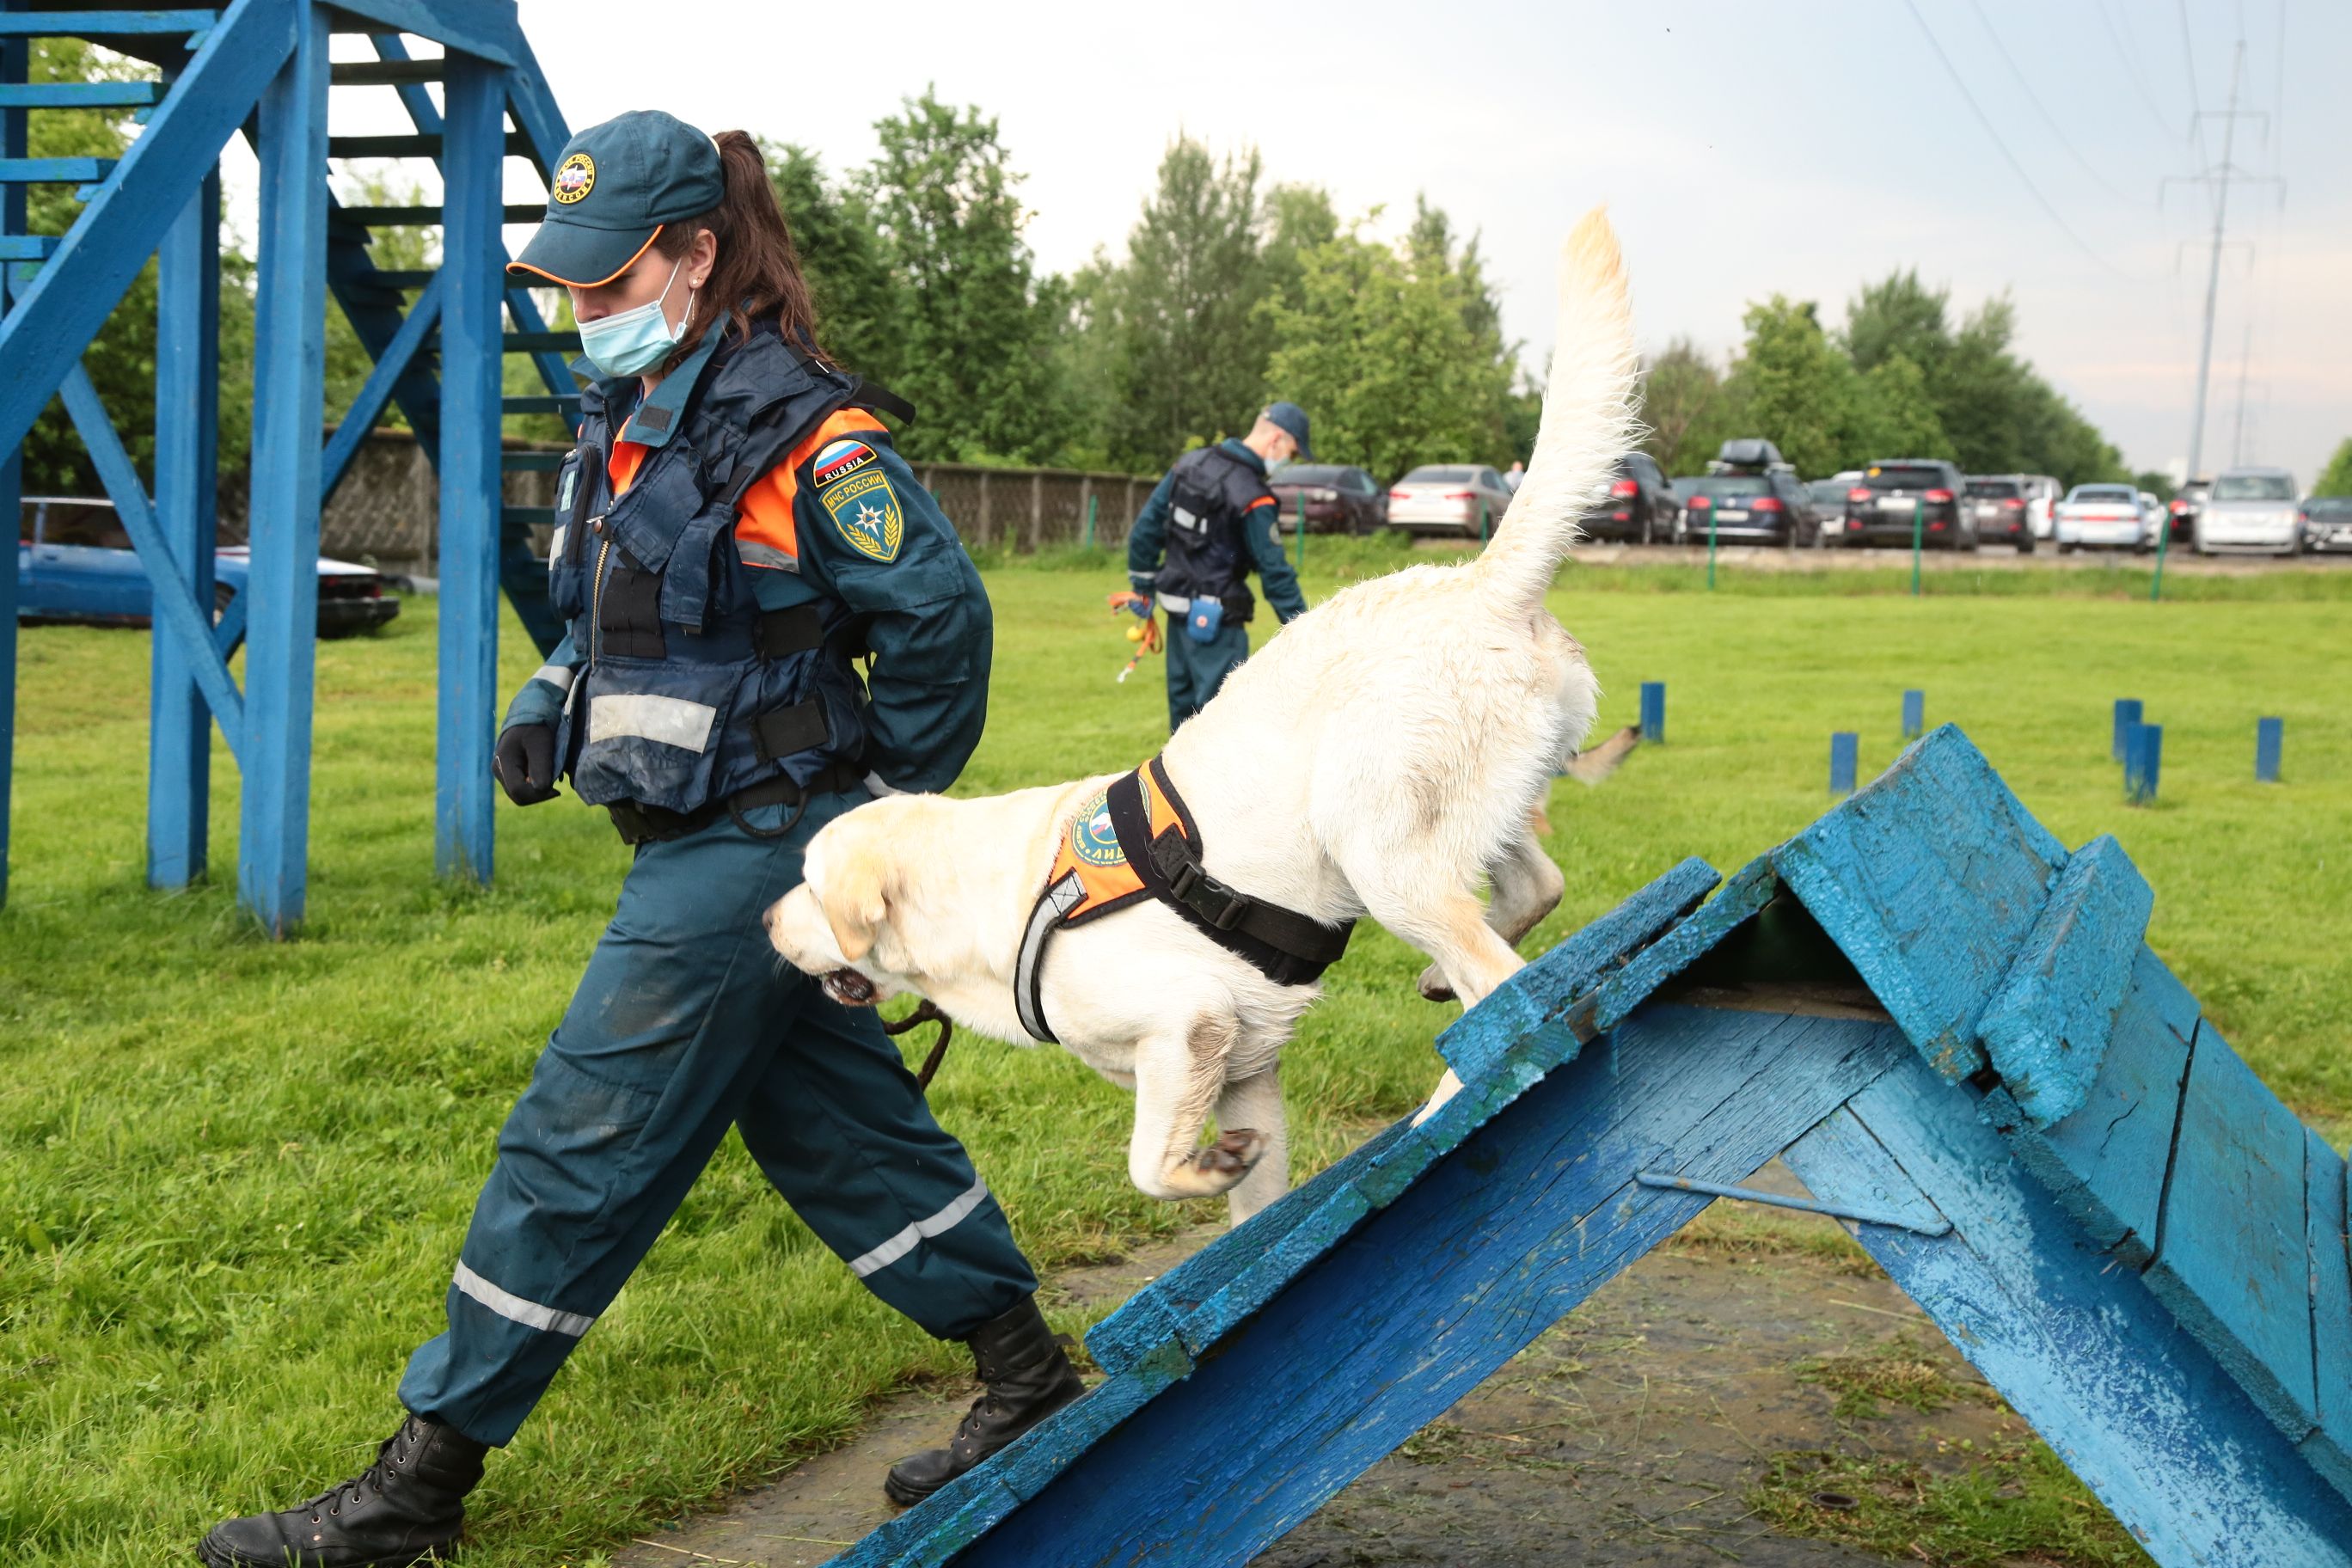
left=1106, top=758, right=1354, bottom=989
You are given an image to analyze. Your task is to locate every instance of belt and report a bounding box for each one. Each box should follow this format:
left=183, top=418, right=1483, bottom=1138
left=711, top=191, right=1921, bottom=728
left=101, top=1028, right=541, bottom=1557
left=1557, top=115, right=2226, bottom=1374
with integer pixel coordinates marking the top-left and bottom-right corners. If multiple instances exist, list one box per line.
left=606, top=759, right=867, bottom=846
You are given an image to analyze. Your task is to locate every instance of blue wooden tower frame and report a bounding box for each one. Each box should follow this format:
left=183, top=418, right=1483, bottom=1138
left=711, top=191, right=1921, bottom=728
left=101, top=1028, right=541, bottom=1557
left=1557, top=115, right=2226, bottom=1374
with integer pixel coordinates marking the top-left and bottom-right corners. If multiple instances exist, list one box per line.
left=845, top=726, right=2352, bottom=1568
left=0, top=0, right=579, bottom=934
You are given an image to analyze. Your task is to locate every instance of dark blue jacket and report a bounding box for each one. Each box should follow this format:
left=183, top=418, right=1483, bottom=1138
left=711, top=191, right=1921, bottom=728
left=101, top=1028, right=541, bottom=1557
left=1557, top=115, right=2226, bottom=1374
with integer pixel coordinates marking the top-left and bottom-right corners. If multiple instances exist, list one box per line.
left=1126, top=437, right=1308, bottom=623
left=502, top=319, right=990, bottom=805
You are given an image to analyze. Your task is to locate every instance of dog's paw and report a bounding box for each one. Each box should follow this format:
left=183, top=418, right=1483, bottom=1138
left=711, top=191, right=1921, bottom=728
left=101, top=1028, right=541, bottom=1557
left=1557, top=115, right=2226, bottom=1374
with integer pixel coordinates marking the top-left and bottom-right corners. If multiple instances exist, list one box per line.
left=1416, top=963, right=1457, bottom=1003
left=1192, top=1128, right=1266, bottom=1175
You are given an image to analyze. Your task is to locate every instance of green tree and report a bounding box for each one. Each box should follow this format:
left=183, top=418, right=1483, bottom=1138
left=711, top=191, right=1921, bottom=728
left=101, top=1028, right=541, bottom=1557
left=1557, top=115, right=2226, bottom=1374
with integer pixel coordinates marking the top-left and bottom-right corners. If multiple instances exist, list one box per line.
left=2313, top=438, right=2352, bottom=497
left=1259, top=222, right=1514, bottom=485
left=1842, top=268, right=1951, bottom=380
left=765, top=140, right=902, bottom=383
left=1854, top=351, right=1951, bottom=461
left=1091, top=138, right=1270, bottom=470
left=1636, top=336, right=1739, bottom=477
left=859, top=89, right=1069, bottom=464
left=2134, top=470, right=2176, bottom=504
left=1723, top=297, right=1858, bottom=478
left=1258, top=182, right=1337, bottom=324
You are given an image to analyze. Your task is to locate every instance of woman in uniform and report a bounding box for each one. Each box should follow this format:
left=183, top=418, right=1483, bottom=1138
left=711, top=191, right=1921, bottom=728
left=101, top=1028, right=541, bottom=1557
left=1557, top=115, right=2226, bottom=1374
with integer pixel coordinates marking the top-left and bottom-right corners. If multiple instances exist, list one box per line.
left=199, top=111, right=1080, bottom=1568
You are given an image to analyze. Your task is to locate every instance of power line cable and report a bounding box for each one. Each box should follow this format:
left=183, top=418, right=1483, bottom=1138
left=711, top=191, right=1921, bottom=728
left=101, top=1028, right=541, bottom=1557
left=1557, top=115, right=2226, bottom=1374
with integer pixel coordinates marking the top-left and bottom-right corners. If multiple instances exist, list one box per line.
left=2092, top=0, right=2181, bottom=142
left=1901, top=0, right=2128, bottom=275
left=1965, top=0, right=2145, bottom=205
left=2177, top=0, right=2210, bottom=163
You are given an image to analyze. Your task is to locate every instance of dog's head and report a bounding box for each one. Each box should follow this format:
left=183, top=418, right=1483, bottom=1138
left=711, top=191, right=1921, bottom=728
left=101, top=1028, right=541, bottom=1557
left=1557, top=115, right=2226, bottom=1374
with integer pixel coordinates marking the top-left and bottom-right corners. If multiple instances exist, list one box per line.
left=763, top=810, right=911, bottom=1008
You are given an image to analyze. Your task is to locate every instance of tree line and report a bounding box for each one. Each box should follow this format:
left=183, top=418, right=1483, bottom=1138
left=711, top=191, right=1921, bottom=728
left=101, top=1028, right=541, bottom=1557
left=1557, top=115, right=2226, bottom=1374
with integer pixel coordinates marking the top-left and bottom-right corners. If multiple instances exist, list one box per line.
left=21, top=56, right=2160, bottom=501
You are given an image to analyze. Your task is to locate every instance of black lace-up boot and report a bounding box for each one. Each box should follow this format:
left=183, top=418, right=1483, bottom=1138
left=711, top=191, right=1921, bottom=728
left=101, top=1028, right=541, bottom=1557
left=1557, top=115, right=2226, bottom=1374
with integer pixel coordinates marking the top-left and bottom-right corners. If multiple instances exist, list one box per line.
left=884, top=1296, right=1085, bottom=1506
left=197, top=1413, right=488, bottom=1567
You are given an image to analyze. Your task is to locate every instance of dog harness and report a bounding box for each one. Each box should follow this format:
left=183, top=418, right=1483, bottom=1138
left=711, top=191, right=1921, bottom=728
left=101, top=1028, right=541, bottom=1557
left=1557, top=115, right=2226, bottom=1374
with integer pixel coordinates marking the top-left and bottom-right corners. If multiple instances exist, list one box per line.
left=1013, top=756, right=1355, bottom=1044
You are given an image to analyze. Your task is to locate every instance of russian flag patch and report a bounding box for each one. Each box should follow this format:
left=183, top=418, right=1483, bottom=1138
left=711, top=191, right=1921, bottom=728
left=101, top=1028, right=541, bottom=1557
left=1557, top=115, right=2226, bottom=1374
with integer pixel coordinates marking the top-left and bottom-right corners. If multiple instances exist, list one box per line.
left=813, top=438, right=877, bottom=489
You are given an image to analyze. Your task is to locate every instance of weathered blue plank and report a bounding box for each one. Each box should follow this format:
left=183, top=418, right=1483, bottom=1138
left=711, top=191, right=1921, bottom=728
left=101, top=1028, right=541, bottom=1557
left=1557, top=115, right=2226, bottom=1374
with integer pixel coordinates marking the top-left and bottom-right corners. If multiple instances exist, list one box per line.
left=1436, top=854, right=1718, bottom=1083
left=328, top=0, right=519, bottom=66
left=1771, top=724, right=2068, bottom=1081
left=0, top=11, right=218, bottom=35
left=58, top=364, right=245, bottom=755
left=1583, top=854, right=1778, bottom=1036
left=0, top=19, right=20, bottom=912
left=1786, top=1064, right=2352, bottom=1567
left=1978, top=944, right=2196, bottom=1268
left=2304, top=1130, right=2352, bottom=1499
left=912, top=1009, right=1908, bottom=1568
left=147, top=169, right=220, bottom=891
left=2146, top=1020, right=2319, bottom=1440
left=1976, top=835, right=2154, bottom=1126
left=318, top=270, right=442, bottom=499
left=433, top=52, right=505, bottom=885
left=236, top=0, right=328, bottom=935
left=0, top=0, right=296, bottom=458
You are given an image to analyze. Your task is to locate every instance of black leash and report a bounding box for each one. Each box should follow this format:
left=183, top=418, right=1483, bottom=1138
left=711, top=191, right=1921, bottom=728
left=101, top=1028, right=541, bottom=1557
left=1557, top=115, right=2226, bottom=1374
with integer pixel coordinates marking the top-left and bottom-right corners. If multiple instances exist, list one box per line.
left=881, top=1000, right=954, bottom=1090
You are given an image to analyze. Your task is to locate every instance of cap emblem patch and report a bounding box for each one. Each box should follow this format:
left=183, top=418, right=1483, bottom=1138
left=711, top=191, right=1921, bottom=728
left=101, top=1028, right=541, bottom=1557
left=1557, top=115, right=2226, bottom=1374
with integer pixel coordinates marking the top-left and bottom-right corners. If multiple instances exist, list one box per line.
left=552, top=152, right=596, bottom=205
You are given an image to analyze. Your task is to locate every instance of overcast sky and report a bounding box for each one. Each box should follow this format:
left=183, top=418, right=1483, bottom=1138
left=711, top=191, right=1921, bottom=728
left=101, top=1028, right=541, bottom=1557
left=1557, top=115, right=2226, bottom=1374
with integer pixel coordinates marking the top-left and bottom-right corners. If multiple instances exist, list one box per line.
left=330, top=0, right=2344, bottom=481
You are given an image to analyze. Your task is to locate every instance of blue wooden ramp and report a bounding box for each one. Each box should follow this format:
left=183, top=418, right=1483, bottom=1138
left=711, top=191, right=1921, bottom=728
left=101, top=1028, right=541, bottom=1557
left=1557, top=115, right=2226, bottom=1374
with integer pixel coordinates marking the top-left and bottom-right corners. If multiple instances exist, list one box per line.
left=838, top=726, right=2352, bottom=1568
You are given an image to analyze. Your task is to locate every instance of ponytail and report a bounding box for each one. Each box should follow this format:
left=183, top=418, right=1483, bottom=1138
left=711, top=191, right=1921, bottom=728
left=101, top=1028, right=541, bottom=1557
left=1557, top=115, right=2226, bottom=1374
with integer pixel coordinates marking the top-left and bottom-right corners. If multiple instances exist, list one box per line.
left=652, top=130, right=820, bottom=374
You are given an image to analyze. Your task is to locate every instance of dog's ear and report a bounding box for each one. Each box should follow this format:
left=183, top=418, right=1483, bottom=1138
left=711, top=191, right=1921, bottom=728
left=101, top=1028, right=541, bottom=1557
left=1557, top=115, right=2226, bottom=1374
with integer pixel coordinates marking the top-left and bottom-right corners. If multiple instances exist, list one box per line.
left=818, top=843, right=891, bottom=964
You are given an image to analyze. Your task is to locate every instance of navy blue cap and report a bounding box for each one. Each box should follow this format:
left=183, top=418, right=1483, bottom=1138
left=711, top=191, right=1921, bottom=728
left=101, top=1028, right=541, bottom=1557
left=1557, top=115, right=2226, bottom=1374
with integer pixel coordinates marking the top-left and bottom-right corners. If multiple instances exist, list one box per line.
left=1264, top=401, right=1314, bottom=462
left=510, top=110, right=724, bottom=287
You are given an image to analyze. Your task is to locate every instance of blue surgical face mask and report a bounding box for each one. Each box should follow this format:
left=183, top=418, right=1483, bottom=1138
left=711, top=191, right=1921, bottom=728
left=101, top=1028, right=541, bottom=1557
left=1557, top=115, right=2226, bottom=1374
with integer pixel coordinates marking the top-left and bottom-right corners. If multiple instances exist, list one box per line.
left=579, top=255, right=691, bottom=379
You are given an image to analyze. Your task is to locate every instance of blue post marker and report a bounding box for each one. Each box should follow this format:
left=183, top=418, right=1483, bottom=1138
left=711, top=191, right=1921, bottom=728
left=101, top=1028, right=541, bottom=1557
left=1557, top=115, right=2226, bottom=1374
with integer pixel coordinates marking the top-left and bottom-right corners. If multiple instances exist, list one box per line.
left=2111, top=698, right=2142, bottom=762
left=1638, top=681, right=1665, bottom=744
left=1902, top=689, right=1925, bottom=741
left=1829, top=732, right=1859, bottom=797
left=435, top=53, right=506, bottom=886
left=2254, top=717, right=2282, bottom=783
left=238, top=6, right=330, bottom=934
left=2124, top=722, right=2163, bottom=805
left=149, top=170, right=221, bottom=890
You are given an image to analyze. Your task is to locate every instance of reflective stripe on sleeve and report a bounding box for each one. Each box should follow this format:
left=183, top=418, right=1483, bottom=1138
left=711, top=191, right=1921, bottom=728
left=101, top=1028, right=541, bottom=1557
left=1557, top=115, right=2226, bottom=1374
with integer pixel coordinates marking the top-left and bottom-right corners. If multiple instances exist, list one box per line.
left=845, top=1178, right=991, bottom=1278
left=586, top=693, right=717, bottom=752
left=452, top=1260, right=595, bottom=1338
left=530, top=663, right=576, bottom=695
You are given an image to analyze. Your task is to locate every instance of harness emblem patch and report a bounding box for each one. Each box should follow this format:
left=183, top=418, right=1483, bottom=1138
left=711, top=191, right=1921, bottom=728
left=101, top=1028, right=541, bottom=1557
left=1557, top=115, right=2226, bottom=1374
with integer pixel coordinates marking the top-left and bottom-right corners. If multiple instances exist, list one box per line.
left=1070, top=789, right=1122, bottom=868
left=818, top=456, right=903, bottom=563
left=552, top=152, right=596, bottom=205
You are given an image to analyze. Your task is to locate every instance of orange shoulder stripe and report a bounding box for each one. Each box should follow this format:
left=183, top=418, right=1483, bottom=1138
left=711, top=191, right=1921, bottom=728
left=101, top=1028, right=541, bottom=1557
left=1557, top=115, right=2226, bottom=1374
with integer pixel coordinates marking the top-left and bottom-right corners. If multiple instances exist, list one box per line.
left=732, top=408, right=891, bottom=568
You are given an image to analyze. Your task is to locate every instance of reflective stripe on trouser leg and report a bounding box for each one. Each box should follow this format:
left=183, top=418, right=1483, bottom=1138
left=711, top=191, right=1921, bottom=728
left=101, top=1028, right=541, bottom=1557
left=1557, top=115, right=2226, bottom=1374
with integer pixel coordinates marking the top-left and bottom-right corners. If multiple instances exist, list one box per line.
left=452, top=1259, right=595, bottom=1337
left=735, top=988, right=1037, bottom=1341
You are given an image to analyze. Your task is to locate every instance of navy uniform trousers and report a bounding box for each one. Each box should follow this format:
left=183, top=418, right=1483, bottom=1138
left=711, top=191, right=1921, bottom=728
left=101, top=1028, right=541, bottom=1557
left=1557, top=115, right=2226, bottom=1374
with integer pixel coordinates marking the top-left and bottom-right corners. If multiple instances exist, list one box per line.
left=1163, top=617, right=1252, bottom=732
left=399, top=787, right=1037, bottom=1446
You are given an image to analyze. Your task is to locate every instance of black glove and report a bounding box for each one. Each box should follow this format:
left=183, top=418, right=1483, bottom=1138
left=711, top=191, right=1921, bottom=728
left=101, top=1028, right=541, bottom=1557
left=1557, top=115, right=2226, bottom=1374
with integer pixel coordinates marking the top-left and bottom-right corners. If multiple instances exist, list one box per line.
left=493, top=723, right=560, bottom=806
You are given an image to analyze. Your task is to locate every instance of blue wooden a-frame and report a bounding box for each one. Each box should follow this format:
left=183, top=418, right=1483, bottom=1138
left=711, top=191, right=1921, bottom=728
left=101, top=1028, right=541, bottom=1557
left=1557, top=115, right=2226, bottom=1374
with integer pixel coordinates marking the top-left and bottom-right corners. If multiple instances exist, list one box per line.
left=0, top=0, right=580, bottom=932
left=846, top=726, right=2352, bottom=1568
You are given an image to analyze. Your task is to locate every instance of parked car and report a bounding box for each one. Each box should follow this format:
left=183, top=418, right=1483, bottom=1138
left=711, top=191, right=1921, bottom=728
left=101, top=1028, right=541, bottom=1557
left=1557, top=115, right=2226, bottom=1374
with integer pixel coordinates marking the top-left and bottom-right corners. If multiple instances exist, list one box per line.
left=1964, top=477, right=2036, bottom=553
left=2016, top=475, right=2061, bottom=542
left=18, top=495, right=399, bottom=636
left=1386, top=464, right=1516, bottom=536
left=1808, top=472, right=1862, bottom=548
left=2051, top=483, right=2152, bottom=553
left=2165, top=477, right=2210, bottom=544
left=2195, top=467, right=2301, bottom=556
left=2302, top=495, right=2352, bottom=555
left=1678, top=471, right=1810, bottom=547
left=1841, top=459, right=1975, bottom=550
left=1578, top=452, right=1678, bottom=544
left=1267, top=463, right=1386, bottom=536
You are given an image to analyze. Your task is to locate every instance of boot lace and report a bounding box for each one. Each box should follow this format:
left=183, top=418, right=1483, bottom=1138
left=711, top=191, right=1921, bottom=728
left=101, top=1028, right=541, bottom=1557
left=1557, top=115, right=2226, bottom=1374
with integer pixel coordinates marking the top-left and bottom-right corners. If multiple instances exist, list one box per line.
left=300, top=1426, right=412, bottom=1522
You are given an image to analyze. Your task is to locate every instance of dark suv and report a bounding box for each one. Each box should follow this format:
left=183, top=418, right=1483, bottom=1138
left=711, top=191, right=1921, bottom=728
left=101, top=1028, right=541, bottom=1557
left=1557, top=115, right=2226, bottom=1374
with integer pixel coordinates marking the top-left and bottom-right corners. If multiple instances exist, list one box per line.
left=1845, top=459, right=1975, bottom=550
left=1680, top=471, right=1812, bottom=547
left=1581, top=452, right=1678, bottom=544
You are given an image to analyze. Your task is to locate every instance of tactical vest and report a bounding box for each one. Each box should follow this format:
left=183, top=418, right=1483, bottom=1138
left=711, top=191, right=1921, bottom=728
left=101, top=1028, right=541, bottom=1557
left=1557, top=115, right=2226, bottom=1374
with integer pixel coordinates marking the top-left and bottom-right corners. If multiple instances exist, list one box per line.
left=1154, top=444, right=1270, bottom=615
left=545, top=324, right=885, bottom=816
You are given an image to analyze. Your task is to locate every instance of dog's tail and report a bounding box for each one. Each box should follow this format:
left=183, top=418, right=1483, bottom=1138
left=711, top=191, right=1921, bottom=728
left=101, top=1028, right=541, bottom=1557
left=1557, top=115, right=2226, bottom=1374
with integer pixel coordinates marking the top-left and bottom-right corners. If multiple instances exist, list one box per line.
left=1472, top=206, right=1638, bottom=613
left=1561, top=723, right=1639, bottom=786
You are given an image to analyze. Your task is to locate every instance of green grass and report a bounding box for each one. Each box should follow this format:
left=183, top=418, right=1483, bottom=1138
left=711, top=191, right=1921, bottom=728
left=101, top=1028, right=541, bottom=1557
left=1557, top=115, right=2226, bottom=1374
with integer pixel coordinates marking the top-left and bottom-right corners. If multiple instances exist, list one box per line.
left=2, top=558, right=2347, bottom=1564
left=1751, top=1442, right=2152, bottom=1567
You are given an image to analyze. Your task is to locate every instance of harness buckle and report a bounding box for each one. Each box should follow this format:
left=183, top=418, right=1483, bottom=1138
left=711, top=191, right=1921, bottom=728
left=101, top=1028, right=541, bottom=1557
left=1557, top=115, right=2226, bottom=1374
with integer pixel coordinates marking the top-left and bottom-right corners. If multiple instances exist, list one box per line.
left=1167, top=860, right=1202, bottom=899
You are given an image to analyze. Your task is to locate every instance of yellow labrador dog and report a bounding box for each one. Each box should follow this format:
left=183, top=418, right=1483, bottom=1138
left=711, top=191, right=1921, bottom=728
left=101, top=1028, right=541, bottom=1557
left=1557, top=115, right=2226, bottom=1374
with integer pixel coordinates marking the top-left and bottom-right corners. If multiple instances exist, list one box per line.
left=764, top=208, right=1639, bottom=1224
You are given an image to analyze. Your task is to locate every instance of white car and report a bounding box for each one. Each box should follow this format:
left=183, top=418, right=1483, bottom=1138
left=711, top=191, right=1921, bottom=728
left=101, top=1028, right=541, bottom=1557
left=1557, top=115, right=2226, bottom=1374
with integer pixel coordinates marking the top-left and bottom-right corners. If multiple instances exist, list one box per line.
left=2196, top=467, right=2301, bottom=555
left=2053, top=483, right=2152, bottom=553
left=1386, top=464, right=1516, bottom=536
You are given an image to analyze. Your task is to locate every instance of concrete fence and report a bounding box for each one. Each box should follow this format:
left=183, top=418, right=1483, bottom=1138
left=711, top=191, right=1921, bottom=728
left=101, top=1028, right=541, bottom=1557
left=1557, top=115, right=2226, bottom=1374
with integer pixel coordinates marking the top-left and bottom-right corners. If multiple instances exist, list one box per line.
left=217, top=430, right=1157, bottom=576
